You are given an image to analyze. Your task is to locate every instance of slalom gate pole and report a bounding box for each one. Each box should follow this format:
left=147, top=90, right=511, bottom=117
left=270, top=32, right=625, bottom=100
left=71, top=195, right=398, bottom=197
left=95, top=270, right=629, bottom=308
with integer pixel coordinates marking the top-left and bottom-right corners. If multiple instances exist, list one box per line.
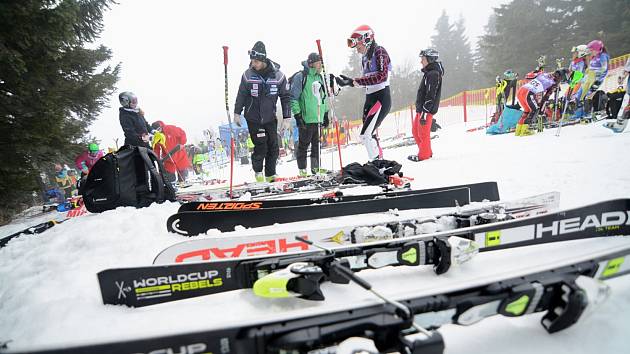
left=222, top=46, right=235, bottom=198
left=316, top=39, right=343, bottom=172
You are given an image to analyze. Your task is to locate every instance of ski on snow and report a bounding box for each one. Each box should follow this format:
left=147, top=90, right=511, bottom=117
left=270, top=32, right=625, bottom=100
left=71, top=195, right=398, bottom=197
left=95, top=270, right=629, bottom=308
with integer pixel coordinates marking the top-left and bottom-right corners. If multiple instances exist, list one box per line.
left=11, top=238, right=630, bottom=354
left=155, top=191, right=559, bottom=264
left=167, top=181, right=500, bottom=235
left=99, top=198, right=630, bottom=308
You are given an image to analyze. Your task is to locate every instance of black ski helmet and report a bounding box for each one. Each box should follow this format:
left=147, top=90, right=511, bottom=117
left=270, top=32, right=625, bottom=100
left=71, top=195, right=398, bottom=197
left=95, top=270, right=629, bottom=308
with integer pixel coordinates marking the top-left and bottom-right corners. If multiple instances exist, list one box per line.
left=419, top=48, right=439, bottom=63
left=119, top=91, right=137, bottom=109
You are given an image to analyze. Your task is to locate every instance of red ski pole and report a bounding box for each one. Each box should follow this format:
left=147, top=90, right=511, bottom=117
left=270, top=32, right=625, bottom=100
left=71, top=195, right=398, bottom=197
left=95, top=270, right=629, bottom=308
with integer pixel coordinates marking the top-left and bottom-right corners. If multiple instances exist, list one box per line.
left=316, top=39, right=343, bottom=172
left=222, top=46, right=235, bottom=198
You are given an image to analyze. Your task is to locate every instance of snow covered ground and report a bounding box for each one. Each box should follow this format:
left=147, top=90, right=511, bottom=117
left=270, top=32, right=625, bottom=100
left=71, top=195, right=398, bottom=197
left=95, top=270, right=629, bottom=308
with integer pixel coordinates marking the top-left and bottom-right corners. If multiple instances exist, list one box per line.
left=1, top=117, right=630, bottom=353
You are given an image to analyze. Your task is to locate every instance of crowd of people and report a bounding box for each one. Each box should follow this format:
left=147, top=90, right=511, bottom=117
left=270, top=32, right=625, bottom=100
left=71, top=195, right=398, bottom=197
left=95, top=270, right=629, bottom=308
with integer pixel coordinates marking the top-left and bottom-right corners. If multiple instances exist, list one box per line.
left=46, top=29, right=627, bottom=198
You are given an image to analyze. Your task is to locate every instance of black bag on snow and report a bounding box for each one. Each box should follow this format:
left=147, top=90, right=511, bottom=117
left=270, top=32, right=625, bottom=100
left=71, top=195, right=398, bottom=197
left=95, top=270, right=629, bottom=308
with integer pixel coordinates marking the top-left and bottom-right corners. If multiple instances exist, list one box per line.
left=341, top=159, right=403, bottom=185
left=79, top=145, right=176, bottom=213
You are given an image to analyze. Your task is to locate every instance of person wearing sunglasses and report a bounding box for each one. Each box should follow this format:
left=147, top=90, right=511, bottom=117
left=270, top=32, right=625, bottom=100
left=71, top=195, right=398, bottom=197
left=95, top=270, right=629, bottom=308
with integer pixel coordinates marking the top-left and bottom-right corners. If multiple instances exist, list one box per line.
left=336, top=25, right=392, bottom=161
left=234, top=41, right=291, bottom=182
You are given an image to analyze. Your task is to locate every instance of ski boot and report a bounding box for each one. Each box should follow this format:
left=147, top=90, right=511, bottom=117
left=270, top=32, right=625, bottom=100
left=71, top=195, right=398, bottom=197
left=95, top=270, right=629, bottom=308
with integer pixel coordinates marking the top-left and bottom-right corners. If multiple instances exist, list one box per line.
left=255, top=172, right=265, bottom=183
left=265, top=175, right=277, bottom=183
left=311, top=168, right=328, bottom=176
left=298, top=169, right=309, bottom=177
left=603, top=119, right=628, bottom=133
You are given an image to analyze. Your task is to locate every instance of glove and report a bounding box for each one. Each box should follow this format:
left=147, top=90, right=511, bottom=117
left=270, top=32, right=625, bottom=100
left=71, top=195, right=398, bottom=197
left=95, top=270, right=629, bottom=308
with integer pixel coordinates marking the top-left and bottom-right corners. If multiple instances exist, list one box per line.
left=334, top=74, right=354, bottom=87
left=417, top=112, right=427, bottom=126
left=295, top=113, right=305, bottom=128
left=233, top=113, right=242, bottom=127
left=322, top=112, right=329, bottom=127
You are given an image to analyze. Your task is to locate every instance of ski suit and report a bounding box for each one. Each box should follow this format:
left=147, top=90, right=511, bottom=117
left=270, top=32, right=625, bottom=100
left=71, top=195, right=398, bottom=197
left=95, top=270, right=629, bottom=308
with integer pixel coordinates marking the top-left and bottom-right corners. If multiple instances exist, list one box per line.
left=290, top=62, right=329, bottom=172
left=234, top=59, right=291, bottom=177
left=517, top=72, right=556, bottom=124
left=579, top=52, right=610, bottom=102
left=412, top=61, right=444, bottom=161
left=569, top=57, right=588, bottom=101
left=74, top=150, right=104, bottom=175
left=151, top=120, right=191, bottom=180
left=355, top=43, right=392, bottom=161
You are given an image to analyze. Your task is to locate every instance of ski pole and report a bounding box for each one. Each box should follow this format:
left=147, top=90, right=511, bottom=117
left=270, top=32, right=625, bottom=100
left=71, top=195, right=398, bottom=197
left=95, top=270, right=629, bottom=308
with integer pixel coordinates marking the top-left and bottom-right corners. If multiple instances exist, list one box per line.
left=316, top=39, right=343, bottom=172
left=222, top=46, right=235, bottom=198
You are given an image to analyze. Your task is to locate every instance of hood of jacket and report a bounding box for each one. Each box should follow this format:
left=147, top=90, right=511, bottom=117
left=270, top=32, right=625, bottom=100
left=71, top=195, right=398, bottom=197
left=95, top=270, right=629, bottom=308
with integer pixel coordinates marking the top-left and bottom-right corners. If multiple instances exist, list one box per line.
left=422, top=61, right=445, bottom=76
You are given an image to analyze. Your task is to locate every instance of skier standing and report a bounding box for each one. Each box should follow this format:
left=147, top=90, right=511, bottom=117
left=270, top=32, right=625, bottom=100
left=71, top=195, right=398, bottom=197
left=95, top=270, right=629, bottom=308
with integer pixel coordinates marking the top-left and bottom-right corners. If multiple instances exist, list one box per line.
left=233, top=41, right=291, bottom=182
left=118, top=91, right=152, bottom=148
left=151, top=120, right=192, bottom=182
left=290, top=53, right=329, bottom=176
left=515, top=70, right=569, bottom=136
left=408, top=49, right=444, bottom=162
left=336, top=25, right=392, bottom=161
left=576, top=40, right=609, bottom=119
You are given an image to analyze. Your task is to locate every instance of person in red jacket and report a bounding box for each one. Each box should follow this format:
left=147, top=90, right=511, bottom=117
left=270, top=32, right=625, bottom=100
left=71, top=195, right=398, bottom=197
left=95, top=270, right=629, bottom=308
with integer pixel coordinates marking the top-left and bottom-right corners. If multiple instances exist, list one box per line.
left=75, top=143, right=104, bottom=177
left=151, top=120, right=192, bottom=182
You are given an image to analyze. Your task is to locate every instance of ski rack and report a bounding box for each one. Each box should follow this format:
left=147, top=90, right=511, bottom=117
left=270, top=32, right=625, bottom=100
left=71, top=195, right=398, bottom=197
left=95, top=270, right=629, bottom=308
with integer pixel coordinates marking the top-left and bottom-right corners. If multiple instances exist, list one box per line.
left=7, top=243, right=630, bottom=354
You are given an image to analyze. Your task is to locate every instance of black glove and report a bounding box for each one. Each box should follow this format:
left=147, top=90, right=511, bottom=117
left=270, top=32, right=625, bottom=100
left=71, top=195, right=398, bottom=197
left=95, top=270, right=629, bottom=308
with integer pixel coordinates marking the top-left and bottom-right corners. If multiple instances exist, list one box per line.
left=334, top=74, right=354, bottom=87
left=295, top=113, right=305, bottom=128
left=322, top=112, right=329, bottom=127
left=419, top=113, right=427, bottom=126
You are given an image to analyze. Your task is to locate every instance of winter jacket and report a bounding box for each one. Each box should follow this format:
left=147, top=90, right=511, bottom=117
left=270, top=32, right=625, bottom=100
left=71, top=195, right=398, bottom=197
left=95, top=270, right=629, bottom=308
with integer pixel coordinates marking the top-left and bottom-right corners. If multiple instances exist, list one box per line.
left=234, top=59, right=291, bottom=124
left=416, top=61, right=445, bottom=115
left=119, top=107, right=151, bottom=147
left=151, top=120, right=191, bottom=174
left=289, top=62, right=329, bottom=124
left=74, top=150, right=104, bottom=172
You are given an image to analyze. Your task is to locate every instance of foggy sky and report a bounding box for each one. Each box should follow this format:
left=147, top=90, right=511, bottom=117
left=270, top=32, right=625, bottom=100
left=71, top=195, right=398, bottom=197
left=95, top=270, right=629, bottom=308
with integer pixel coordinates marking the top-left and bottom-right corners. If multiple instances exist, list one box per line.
left=89, top=0, right=510, bottom=147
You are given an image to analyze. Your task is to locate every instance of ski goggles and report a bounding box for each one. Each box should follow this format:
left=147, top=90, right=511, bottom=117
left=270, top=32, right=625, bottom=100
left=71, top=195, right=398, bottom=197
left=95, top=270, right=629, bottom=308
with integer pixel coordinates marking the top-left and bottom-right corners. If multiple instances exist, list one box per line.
left=347, top=37, right=361, bottom=48
left=248, top=50, right=266, bottom=60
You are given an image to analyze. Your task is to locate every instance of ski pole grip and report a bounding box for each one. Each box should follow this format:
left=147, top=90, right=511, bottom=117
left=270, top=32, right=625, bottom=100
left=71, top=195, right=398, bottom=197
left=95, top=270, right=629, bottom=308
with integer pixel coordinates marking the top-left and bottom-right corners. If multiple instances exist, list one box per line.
left=223, top=46, right=228, bottom=65
left=316, top=39, right=322, bottom=56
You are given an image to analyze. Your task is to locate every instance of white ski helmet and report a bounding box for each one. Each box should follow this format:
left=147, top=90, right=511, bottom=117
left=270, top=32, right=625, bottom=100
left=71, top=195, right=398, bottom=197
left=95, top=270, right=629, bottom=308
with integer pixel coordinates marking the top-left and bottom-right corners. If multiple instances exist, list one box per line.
left=571, top=45, right=589, bottom=58
left=347, top=25, right=374, bottom=48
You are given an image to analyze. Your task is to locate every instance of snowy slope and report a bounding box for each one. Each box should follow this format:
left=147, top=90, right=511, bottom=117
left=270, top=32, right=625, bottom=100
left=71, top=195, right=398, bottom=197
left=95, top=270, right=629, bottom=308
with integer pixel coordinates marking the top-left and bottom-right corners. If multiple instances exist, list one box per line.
left=1, top=118, right=630, bottom=353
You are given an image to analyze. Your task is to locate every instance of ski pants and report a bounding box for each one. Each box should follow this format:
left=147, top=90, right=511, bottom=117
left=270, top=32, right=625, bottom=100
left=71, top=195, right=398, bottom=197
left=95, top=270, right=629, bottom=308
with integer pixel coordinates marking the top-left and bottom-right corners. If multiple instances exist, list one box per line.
left=516, top=87, right=538, bottom=124
left=411, top=112, right=434, bottom=160
left=246, top=119, right=279, bottom=177
left=619, top=77, right=630, bottom=120
left=361, top=86, right=391, bottom=161
left=296, top=123, right=320, bottom=171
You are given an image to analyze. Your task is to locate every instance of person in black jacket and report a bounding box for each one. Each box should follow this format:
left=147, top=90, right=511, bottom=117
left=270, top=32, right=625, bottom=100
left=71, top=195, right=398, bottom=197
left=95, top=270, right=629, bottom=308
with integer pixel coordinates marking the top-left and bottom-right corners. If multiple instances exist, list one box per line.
left=234, top=41, right=291, bottom=182
left=409, top=49, right=444, bottom=162
left=118, top=91, right=151, bottom=148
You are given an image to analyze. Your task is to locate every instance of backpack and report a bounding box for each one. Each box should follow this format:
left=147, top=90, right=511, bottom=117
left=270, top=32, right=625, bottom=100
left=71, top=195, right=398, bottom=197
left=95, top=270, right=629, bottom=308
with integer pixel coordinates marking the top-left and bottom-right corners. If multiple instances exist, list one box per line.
left=79, top=145, right=176, bottom=213
left=288, top=68, right=309, bottom=93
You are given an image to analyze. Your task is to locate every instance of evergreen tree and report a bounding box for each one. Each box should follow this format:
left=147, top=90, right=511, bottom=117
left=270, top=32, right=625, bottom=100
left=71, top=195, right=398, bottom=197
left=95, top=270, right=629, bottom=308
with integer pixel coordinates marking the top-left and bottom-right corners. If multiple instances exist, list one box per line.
left=429, top=11, right=475, bottom=97
left=0, top=0, right=120, bottom=223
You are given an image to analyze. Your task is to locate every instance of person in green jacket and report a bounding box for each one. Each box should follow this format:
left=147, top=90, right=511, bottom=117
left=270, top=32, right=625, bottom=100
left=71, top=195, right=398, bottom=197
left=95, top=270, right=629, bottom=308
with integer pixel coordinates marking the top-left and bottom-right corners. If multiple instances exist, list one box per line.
left=290, top=53, right=330, bottom=176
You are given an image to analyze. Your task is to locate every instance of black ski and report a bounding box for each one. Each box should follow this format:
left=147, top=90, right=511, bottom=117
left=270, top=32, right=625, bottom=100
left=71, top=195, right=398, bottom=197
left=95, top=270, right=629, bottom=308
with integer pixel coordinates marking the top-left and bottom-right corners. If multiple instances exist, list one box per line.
left=167, top=182, right=500, bottom=235
left=13, top=240, right=630, bottom=354
left=0, top=219, right=66, bottom=248
left=100, top=198, right=630, bottom=308
left=177, top=181, right=499, bottom=212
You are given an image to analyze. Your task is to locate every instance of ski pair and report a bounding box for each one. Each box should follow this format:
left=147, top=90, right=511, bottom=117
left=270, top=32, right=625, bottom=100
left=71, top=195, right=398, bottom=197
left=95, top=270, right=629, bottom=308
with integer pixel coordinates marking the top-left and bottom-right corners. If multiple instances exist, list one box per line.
left=17, top=237, right=630, bottom=354
left=98, top=198, right=630, bottom=307
left=155, top=191, right=559, bottom=264
left=166, top=181, right=500, bottom=235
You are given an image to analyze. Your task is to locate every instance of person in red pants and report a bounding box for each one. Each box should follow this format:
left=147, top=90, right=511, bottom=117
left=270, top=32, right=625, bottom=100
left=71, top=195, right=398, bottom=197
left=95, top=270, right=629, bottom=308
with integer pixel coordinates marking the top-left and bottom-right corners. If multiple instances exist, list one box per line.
left=409, top=48, right=444, bottom=162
